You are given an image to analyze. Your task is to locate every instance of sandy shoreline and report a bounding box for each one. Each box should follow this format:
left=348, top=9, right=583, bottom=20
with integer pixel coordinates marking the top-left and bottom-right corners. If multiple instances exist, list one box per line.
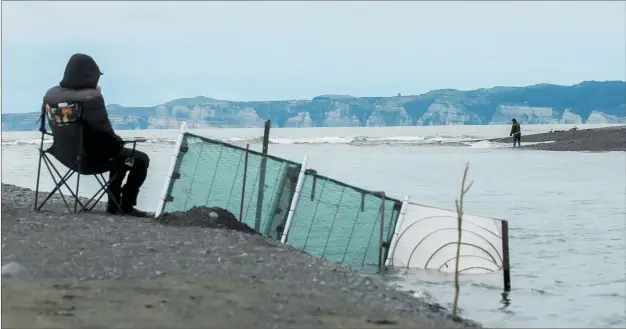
left=492, top=125, right=626, bottom=151
left=1, top=184, right=480, bottom=328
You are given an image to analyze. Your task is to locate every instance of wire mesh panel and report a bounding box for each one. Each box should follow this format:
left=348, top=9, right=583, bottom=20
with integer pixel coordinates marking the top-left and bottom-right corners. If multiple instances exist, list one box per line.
left=387, top=201, right=505, bottom=272
left=285, top=172, right=402, bottom=268
left=159, top=132, right=402, bottom=269
left=162, top=133, right=300, bottom=231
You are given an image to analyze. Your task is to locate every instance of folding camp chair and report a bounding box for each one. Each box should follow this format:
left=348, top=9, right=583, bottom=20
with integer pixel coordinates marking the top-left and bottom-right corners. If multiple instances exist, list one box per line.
left=33, top=101, right=143, bottom=213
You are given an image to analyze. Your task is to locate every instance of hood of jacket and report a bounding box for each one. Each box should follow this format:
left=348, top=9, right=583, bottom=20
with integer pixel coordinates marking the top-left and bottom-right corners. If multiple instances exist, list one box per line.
left=59, top=53, right=103, bottom=90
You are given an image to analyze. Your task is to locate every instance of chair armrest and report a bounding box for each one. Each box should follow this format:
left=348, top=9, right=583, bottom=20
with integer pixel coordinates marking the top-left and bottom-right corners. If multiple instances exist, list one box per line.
left=121, top=138, right=146, bottom=156
left=122, top=137, right=147, bottom=143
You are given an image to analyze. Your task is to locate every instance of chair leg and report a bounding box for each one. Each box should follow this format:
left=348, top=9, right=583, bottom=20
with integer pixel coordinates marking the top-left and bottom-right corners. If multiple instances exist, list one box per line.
left=34, top=150, right=45, bottom=211
left=74, top=173, right=81, bottom=213
left=37, top=156, right=71, bottom=207
left=75, top=152, right=83, bottom=213
left=81, top=175, right=107, bottom=212
left=38, top=157, right=73, bottom=212
left=84, top=174, right=123, bottom=213
left=103, top=174, right=124, bottom=213
left=80, top=173, right=119, bottom=212
left=41, top=155, right=85, bottom=210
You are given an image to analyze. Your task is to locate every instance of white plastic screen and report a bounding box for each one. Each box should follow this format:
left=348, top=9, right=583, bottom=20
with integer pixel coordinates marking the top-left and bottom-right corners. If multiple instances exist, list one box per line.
left=385, top=202, right=505, bottom=274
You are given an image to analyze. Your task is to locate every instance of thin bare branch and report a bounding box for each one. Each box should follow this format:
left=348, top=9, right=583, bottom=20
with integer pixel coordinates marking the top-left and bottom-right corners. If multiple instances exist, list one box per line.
left=452, top=162, right=472, bottom=321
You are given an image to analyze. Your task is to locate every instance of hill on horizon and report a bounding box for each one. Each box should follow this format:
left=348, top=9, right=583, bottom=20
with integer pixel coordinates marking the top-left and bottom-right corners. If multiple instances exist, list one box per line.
left=2, top=80, right=625, bottom=131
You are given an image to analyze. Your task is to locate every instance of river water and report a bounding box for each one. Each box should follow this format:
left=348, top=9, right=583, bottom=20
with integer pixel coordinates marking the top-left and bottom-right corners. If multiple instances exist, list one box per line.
left=2, top=124, right=625, bottom=328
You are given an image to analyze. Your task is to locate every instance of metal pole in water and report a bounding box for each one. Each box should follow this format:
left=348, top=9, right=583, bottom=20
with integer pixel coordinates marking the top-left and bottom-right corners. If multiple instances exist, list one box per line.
left=378, top=191, right=386, bottom=268
left=239, top=143, right=250, bottom=222
left=384, top=195, right=409, bottom=267
left=502, top=220, right=511, bottom=292
left=255, top=120, right=271, bottom=232
left=280, top=156, right=309, bottom=244
left=155, top=121, right=187, bottom=218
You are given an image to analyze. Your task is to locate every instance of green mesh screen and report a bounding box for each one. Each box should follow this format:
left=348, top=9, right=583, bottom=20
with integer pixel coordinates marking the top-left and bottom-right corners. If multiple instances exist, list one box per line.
left=163, top=133, right=300, bottom=232
left=284, top=172, right=401, bottom=268
left=160, top=133, right=401, bottom=268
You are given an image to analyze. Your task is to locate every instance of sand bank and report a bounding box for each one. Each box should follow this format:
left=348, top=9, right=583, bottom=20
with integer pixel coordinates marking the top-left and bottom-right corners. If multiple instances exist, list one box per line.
left=494, top=125, right=626, bottom=151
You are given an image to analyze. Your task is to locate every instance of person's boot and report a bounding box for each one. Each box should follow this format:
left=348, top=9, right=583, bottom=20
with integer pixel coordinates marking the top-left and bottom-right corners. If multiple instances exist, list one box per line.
left=120, top=186, right=149, bottom=217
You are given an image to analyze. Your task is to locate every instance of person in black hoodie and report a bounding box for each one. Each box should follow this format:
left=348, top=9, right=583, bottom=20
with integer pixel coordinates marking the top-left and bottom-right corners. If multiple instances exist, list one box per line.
left=43, top=53, right=150, bottom=217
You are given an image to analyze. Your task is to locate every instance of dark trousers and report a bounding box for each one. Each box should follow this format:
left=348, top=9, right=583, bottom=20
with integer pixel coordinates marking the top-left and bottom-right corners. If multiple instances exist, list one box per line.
left=513, top=134, right=521, bottom=147
left=108, top=148, right=150, bottom=209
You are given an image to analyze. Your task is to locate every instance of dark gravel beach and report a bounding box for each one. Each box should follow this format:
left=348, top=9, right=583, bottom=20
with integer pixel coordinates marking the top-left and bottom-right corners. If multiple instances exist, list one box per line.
left=1, top=184, right=480, bottom=328
left=495, top=125, right=626, bottom=152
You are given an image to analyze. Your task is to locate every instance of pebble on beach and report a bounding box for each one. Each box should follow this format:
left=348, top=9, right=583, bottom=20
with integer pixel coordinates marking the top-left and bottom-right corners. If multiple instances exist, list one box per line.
left=1, top=262, right=29, bottom=278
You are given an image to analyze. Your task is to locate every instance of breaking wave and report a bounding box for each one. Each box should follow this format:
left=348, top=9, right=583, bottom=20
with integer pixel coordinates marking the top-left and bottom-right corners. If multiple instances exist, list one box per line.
left=2, top=138, right=53, bottom=146
left=1, top=137, right=179, bottom=146
left=240, top=135, right=486, bottom=146
left=2, top=134, right=504, bottom=147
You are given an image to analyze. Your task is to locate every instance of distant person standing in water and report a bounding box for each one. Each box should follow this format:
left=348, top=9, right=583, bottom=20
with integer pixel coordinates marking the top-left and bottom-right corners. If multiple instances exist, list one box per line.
left=510, top=119, right=521, bottom=147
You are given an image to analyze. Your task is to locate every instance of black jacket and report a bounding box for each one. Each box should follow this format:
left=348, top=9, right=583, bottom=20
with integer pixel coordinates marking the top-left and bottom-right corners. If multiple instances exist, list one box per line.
left=43, top=54, right=123, bottom=163
left=510, top=122, right=521, bottom=136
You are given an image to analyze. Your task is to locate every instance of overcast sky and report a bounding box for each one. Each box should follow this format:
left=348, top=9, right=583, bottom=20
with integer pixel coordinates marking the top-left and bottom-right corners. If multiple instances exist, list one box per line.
left=2, top=1, right=625, bottom=113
